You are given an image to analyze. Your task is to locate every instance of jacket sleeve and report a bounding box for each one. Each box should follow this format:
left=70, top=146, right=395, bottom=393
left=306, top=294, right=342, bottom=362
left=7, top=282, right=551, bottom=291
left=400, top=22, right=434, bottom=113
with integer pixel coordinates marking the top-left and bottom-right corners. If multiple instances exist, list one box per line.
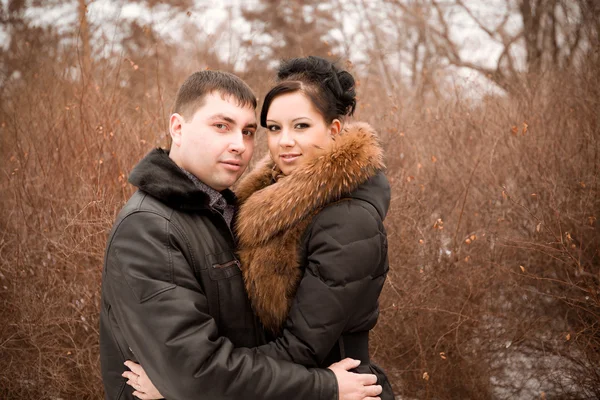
left=103, top=211, right=337, bottom=400
left=255, top=200, right=387, bottom=366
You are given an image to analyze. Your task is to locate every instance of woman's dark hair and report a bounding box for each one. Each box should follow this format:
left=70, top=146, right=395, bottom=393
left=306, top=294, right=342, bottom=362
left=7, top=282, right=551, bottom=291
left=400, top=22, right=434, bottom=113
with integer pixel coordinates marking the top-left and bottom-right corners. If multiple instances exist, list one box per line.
left=260, top=56, right=356, bottom=127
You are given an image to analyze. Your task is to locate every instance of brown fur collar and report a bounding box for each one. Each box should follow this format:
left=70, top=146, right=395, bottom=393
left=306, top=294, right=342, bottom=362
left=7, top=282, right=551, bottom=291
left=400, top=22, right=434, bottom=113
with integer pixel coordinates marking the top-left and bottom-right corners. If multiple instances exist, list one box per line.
left=234, top=122, right=384, bottom=333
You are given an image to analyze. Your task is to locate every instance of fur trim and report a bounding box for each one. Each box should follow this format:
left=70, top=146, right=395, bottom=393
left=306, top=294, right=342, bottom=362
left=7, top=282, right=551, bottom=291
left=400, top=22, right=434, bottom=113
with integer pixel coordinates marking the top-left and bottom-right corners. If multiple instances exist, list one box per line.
left=129, top=148, right=236, bottom=211
left=235, top=122, right=384, bottom=333
left=236, top=122, right=384, bottom=245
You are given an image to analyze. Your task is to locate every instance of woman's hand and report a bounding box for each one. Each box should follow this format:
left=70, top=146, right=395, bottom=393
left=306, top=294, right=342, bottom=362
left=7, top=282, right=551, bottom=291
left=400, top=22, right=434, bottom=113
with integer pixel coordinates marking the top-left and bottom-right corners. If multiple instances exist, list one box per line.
left=122, top=361, right=164, bottom=399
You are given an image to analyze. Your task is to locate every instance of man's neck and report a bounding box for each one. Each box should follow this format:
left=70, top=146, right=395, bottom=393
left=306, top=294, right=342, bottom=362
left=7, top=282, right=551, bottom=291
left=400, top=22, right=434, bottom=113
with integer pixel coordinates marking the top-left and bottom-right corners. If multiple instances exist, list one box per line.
left=170, top=152, right=224, bottom=193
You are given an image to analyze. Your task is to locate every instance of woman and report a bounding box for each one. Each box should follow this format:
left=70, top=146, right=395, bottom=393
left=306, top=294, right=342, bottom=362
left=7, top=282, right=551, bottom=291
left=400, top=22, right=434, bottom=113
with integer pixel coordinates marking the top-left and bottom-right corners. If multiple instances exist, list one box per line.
left=125, top=56, right=393, bottom=399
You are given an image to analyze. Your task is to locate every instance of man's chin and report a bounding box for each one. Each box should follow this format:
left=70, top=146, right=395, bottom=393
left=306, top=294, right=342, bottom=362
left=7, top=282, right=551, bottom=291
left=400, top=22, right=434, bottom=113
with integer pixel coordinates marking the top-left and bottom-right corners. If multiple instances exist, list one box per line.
left=215, top=177, right=241, bottom=191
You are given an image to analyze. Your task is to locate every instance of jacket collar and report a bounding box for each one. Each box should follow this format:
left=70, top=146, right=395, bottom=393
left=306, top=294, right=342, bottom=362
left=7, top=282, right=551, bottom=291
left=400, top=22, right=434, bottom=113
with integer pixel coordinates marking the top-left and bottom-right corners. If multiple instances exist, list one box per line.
left=128, top=148, right=236, bottom=211
left=235, top=122, right=385, bottom=247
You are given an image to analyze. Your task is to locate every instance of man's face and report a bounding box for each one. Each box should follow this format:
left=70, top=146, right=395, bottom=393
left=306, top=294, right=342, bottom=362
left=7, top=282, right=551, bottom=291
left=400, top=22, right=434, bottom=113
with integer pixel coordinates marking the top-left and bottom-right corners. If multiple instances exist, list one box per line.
left=170, top=92, right=257, bottom=191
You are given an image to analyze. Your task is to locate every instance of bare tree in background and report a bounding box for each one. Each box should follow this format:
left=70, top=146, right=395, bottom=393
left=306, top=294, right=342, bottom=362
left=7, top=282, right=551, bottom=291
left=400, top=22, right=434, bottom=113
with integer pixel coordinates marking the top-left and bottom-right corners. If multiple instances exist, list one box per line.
left=0, top=0, right=62, bottom=91
left=393, top=0, right=600, bottom=94
left=332, top=0, right=447, bottom=103
left=241, top=0, right=334, bottom=62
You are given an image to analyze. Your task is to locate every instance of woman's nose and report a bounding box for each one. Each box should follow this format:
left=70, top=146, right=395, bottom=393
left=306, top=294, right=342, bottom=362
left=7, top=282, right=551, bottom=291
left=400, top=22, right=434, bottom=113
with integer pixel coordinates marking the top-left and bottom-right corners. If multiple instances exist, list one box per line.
left=279, top=129, right=295, bottom=147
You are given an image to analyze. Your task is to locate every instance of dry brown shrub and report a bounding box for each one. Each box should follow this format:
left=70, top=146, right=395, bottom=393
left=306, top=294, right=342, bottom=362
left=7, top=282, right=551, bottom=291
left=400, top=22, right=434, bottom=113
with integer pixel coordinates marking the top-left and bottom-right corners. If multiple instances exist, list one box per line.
left=1, top=39, right=598, bottom=400
left=0, top=47, right=172, bottom=397
left=369, top=48, right=600, bottom=399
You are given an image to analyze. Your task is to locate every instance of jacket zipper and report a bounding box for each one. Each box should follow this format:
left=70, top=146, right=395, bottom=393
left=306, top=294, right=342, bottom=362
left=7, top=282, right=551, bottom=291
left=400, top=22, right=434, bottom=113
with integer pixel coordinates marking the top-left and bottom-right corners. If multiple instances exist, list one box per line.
left=210, top=208, right=237, bottom=247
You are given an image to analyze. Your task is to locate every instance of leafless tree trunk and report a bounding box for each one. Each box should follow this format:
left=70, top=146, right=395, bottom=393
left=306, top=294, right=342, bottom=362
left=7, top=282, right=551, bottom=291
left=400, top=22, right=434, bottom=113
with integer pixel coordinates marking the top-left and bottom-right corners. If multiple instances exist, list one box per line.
left=355, top=0, right=401, bottom=95
left=77, top=0, right=91, bottom=78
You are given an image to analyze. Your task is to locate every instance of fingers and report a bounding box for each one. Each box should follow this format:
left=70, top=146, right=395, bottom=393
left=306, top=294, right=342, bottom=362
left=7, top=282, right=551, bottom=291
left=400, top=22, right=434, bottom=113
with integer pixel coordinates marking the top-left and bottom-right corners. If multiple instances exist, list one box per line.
left=133, top=390, right=162, bottom=400
left=329, top=357, right=361, bottom=371
left=126, top=379, right=139, bottom=388
left=124, top=360, right=144, bottom=375
left=133, top=391, right=152, bottom=399
left=360, top=373, right=378, bottom=386
left=122, top=371, right=137, bottom=381
left=364, top=384, right=382, bottom=397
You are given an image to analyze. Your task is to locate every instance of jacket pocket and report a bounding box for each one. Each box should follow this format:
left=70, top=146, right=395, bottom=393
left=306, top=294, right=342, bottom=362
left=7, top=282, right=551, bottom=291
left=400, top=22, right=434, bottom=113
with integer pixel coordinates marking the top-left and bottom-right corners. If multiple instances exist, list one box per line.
left=208, top=256, right=242, bottom=280
left=203, top=251, right=252, bottom=340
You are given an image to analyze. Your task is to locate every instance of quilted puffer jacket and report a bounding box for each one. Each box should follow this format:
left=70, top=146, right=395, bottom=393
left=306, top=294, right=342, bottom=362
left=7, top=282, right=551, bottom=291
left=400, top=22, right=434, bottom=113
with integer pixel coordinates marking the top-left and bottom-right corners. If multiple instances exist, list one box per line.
left=235, top=122, right=394, bottom=400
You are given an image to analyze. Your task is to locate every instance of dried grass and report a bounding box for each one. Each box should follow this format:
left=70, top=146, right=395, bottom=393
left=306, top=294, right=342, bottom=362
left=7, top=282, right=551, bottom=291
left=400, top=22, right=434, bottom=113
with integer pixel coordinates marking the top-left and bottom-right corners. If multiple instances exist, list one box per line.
left=1, top=41, right=598, bottom=400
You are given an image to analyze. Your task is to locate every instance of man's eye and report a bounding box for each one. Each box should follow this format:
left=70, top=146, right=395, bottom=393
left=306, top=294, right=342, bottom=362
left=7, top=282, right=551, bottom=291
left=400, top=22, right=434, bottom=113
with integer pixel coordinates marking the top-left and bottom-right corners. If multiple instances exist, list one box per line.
left=215, top=123, right=228, bottom=130
left=243, top=130, right=255, bottom=137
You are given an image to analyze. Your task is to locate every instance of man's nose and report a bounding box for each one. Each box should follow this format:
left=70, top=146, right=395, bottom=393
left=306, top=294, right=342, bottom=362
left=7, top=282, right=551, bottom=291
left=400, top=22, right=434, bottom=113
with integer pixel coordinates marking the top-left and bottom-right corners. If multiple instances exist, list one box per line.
left=229, top=131, right=246, bottom=154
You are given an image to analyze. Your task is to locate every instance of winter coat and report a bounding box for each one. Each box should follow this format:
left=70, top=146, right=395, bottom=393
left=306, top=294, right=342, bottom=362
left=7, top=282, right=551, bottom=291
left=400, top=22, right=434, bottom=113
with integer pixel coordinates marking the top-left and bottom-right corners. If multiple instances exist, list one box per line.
left=235, top=122, right=394, bottom=399
left=99, top=149, right=337, bottom=400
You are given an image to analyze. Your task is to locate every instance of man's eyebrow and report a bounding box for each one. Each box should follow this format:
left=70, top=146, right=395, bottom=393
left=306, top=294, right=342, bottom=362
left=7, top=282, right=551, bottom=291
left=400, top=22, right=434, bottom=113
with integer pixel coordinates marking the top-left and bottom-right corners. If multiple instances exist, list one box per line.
left=208, top=113, right=236, bottom=124
left=209, top=114, right=256, bottom=129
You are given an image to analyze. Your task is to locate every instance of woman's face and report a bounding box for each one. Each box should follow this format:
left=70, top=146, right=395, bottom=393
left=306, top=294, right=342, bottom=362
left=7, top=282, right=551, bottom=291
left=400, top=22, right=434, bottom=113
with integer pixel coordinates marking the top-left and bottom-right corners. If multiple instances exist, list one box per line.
left=265, top=91, right=340, bottom=176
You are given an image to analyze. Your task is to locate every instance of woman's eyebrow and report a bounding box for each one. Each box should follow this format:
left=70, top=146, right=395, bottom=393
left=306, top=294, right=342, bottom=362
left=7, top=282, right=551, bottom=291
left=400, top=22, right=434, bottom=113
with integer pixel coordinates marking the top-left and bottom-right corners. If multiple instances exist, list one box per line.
left=265, top=117, right=311, bottom=124
left=292, top=117, right=312, bottom=123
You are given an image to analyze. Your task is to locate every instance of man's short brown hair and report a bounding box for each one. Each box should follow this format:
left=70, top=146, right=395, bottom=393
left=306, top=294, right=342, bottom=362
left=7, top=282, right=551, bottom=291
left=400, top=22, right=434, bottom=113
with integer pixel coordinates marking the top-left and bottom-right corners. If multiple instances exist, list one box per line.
left=174, top=70, right=257, bottom=121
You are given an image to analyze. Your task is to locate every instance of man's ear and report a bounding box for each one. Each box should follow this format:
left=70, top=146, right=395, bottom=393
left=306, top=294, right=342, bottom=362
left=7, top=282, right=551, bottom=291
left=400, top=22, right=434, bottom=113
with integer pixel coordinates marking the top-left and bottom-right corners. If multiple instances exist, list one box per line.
left=330, top=119, right=342, bottom=137
left=170, top=113, right=184, bottom=147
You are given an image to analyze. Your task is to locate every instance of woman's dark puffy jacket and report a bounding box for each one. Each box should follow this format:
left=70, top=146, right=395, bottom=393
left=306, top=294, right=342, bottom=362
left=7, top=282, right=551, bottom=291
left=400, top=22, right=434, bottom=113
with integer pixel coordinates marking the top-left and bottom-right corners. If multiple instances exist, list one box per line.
left=235, top=122, right=394, bottom=400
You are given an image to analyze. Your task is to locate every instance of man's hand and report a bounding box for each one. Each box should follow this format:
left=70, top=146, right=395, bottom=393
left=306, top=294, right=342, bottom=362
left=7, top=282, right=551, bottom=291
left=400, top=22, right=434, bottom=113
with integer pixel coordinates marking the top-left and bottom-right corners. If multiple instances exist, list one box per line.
left=123, top=360, right=164, bottom=400
left=329, top=358, right=382, bottom=400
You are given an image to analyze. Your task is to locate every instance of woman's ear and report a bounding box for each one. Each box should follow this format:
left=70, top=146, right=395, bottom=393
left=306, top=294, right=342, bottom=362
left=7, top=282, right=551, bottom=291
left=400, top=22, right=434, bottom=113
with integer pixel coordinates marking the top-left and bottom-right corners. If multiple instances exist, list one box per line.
left=330, top=119, right=342, bottom=137
left=169, top=113, right=184, bottom=147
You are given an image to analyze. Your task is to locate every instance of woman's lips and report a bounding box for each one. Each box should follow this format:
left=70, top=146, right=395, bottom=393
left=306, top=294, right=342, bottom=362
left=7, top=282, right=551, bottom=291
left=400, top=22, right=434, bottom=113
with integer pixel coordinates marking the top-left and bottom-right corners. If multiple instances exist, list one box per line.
left=280, top=154, right=301, bottom=163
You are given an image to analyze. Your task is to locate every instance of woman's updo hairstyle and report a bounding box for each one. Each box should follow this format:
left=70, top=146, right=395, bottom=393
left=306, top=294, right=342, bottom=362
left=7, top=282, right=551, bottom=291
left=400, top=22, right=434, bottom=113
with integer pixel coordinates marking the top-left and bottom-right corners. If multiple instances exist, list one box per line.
left=260, top=56, right=357, bottom=127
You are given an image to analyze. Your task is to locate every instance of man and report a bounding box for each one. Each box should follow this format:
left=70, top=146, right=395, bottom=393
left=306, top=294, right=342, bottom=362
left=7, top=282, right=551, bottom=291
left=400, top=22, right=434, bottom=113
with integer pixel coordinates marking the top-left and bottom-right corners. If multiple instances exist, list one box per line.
left=99, top=70, right=383, bottom=400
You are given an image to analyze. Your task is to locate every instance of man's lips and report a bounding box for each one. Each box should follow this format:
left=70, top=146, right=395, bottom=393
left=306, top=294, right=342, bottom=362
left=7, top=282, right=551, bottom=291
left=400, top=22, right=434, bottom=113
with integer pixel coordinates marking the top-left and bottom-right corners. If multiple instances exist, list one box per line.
left=220, top=160, right=243, bottom=171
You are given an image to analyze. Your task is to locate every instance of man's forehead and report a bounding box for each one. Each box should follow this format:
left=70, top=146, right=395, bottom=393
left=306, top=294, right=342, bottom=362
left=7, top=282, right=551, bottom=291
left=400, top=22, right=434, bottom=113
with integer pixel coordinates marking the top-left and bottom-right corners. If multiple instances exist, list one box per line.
left=195, top=93, right=256, bottom=123
left=211, top=90, right=256, bottom=111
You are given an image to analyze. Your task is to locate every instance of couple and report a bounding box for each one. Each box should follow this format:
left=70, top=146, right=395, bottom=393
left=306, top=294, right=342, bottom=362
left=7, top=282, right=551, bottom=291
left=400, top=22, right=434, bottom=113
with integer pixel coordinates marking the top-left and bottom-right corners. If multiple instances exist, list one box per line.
left=99, top=56, right=393, bottom=400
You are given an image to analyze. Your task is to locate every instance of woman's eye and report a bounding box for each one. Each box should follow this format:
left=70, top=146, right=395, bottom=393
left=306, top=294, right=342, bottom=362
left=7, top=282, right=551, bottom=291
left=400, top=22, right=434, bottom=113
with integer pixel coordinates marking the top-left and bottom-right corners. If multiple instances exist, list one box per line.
left=295, top=123, right=309, bottom=129
left=267, top=125, right=280, bottom=132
